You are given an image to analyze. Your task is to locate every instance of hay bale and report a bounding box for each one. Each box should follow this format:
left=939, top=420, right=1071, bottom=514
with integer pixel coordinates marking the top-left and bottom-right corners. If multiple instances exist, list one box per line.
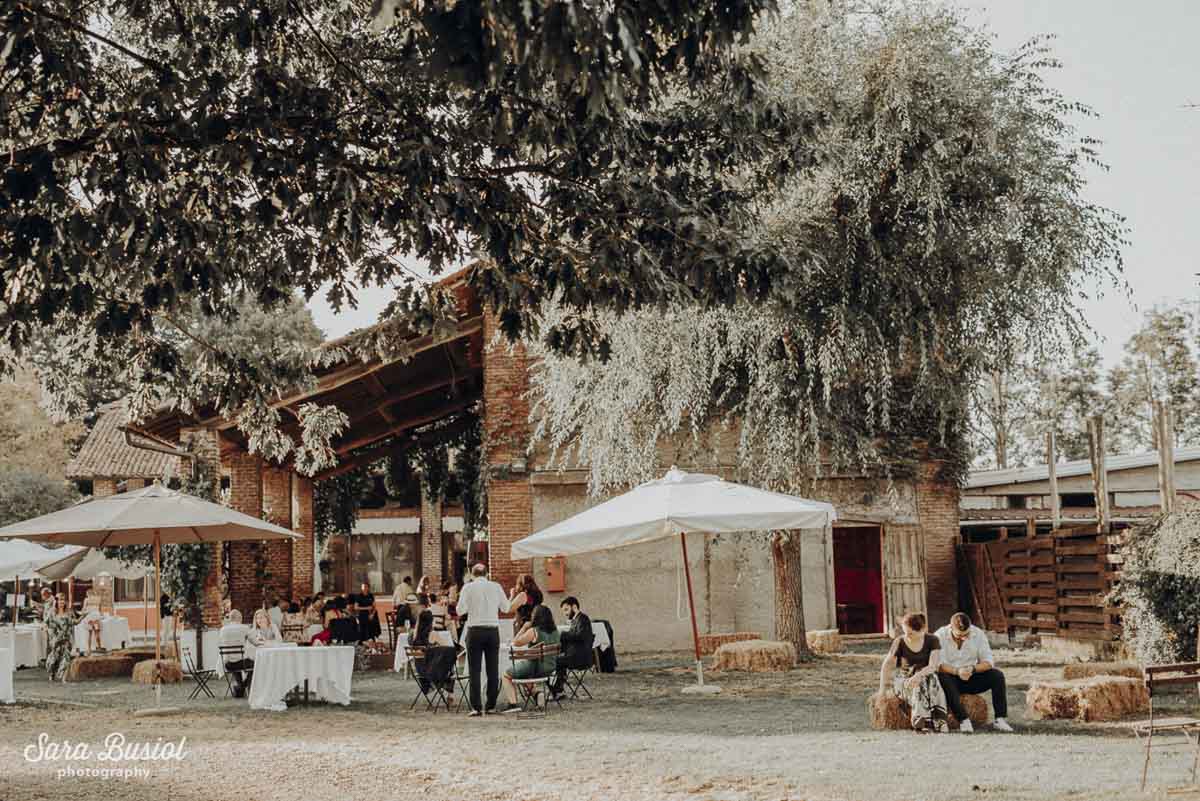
left=1062, top=662, right=1142, bottom=681
left=131, top=659, right=183, bottom=685
left=1026, top=676, right=1149, bottom=722
left=868, top=691, right=989, bottom=730
left=698, top=632, right=762, bottom=656
left=806, top=629, right=844, bottom=655
left=64, top=655, right=136, bottom=682
left=121, top=645, right=177, bottom=664
left=712, top=640, right=795, bottom=672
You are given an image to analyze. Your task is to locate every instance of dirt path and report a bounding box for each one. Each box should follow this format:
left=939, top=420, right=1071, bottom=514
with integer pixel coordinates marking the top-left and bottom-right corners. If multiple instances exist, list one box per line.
left=0, top=651, right=1191, bottom=801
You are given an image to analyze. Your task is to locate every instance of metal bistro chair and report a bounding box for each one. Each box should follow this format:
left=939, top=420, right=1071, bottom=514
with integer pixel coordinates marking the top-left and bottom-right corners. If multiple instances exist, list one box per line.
left=406, top=646, right=453, bottom=713
left=181, top=646, right=216, bottom=700
left=560, top=634, right=597, bottom=701
left=217, top=644, right=251, bottom=698
left=384, top=610, right=399, bottom=653
left=509, top=642, right=563, bottom=719
left=1133, top=661, right=1200, bottom=790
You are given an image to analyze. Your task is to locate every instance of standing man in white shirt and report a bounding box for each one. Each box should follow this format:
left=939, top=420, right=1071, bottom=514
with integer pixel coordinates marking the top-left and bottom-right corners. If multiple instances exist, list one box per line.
left=454, top=563, right=511, bottom=716
left=934, top=612, right=1014, bottom=733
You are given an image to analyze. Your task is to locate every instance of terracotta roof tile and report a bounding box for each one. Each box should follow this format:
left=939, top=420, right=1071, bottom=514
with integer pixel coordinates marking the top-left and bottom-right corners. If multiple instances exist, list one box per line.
left=65, top=402, right=179, bottom=481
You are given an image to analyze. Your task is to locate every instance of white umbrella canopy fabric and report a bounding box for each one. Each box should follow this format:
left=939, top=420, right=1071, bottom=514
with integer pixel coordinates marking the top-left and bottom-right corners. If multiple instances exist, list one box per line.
left=0, top=540, right=80, bottom=579
left=510, top=467, right=837, bottom=692
left=0, top=484, right=299, bottom=546
left=36, top=547, right=154, bottom=581
left=511, top=467, right=837, bottom=558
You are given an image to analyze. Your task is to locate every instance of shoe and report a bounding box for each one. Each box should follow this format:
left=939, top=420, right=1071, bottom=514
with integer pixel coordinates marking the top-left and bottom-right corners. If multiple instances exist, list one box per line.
left=467, top=710, right=482, bottom=718
left=537, top=691, right=546, bottom=709
left=992, top=718, right=1014, bottom=733
left=958, top=719, right=974, bottom=734
left=502, top=704, right=521, bottom=714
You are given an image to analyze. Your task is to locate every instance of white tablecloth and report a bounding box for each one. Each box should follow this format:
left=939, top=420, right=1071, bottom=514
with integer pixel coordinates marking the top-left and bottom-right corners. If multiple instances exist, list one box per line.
left=0, top=626, right=44, bottom=668
left=73, top=616, right=130, bottom=654
left=392, top=630, right=454, bottom=671
left=559, top=621, right=611, bottom=652
left=248, top=645, right=355, bottom=712
left=0, top=647, right=13, bottom=704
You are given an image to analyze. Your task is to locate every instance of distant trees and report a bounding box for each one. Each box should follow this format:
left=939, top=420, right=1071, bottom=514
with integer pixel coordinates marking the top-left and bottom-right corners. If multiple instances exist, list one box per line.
left=0, top=467, right=78, bottom=527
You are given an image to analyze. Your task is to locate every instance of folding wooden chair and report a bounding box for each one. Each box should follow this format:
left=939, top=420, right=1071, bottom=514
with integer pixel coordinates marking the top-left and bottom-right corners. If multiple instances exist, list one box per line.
left=385, top=610, right=399, bottom=653
left=407, top=646, right=453, bottom=713
left=217, top=644, right=251, bottom=698
left=181, top=646, right=216, bottom=700
left=1133, top=661, right=1200, bottom=790
left=510, top=643, right=563, bottom=719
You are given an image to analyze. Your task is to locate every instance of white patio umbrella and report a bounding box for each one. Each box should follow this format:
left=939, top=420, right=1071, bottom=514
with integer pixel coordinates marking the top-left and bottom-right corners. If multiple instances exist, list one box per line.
left=37, top=548, right=156, bottom=632
left=0, top=540, right=81, bottom=627
left=511, top=467, right=836, bottom=691
left=0, top=484, right=300, bottom=662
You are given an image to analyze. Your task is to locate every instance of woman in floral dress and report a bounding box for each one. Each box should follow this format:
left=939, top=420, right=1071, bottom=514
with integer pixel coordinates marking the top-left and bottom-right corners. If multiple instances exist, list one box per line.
left=44, top=592, right=76, bottom=682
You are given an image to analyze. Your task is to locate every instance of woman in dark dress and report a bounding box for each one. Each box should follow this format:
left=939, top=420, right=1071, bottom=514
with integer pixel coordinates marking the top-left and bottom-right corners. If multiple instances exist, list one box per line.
left=354, top=583, right=382, bottom=642
left=507, top=574, right=544, bottom=636
left=411, top=597, right=456, bottom=699
left=877, top=612, right=948, bottom=733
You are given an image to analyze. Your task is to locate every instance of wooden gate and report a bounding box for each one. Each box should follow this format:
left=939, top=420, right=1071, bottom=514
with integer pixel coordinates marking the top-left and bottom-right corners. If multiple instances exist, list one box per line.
left=883, top=525, right=927, bottom=629
left=959, top=526, right=1123, bottom=641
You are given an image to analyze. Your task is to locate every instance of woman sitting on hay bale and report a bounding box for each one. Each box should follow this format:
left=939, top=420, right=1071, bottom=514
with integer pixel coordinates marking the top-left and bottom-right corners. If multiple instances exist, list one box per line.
left=877, top=612, right=949, bottom=733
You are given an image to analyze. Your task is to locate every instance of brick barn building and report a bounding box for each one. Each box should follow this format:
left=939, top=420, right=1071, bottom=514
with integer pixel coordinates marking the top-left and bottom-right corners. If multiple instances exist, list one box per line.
left=125, top=270, right=962, bottom=651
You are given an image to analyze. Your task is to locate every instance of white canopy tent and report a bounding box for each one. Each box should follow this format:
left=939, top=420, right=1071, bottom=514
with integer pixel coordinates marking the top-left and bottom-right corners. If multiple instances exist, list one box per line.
left=511, top=467, right=836, bottom=690
left=1, top=540, right=81, bottom=627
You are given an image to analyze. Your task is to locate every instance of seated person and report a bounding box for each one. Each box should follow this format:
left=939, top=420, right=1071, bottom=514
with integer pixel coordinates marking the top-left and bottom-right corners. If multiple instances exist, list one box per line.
left=934, top=612, right=1013, bottom=733
left=552, top=596, right=594, bottom=696
left=354, top=582, right=382, bottom=643
left=280, top=602, right=306, bottom=643
left=303, top=598, right=324, bottom=627
left=268, top=598, right=287, bottom=630
left=391, top=576, right=416, bottom=630
left=310, top=600, right=335, bottom=645
left=410, top=595, right=456, bottom=700
left=499, top=604, right=560, bottom=713
left=248, top=607, right=282, bottom=646
left=219, top=609, right=253, bottom=696
left=878, top=612, right=948, bottom=733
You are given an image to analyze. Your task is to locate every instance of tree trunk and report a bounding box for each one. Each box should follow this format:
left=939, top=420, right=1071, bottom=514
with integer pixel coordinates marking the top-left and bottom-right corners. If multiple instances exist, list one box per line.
left=771, top=531, right=811, bottom=662
left=991, top=371, right=1009, bottom=469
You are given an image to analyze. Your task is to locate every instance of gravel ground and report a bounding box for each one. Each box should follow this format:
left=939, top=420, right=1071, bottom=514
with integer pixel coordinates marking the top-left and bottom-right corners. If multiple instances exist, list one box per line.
left=1, top=647, right=1196, bottom=801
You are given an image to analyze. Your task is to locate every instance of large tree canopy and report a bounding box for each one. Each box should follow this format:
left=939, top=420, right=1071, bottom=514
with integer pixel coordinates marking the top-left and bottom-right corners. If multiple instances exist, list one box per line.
left=530, top=2, right=1125, bottom=494
left=1, top=0, right=1122, bottom=476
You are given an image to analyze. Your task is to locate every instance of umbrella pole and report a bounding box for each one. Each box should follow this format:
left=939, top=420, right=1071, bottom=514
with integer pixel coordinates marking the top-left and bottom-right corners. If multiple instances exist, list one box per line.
left=678, top=532, right=719, bottom=695
left=154, top=533, right=161, bottom=662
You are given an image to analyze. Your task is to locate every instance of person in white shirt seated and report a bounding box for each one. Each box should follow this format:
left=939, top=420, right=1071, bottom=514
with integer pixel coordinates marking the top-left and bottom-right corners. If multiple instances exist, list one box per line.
left=268, top=598, right=286, bottom=631
left=219, top=609, right=252, bottom=697
left=934, top=612, right=1013, bottom=733
left=248, top=608, right=282, bottom=646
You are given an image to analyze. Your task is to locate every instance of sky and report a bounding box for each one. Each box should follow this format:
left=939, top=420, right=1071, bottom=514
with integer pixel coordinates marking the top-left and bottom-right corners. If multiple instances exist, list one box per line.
left=308, top=1, right=1200, bottom=366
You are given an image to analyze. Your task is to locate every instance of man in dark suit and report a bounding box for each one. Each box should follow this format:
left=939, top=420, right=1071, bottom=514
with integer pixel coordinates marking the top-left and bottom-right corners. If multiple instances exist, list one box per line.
left=552, top=596, right=593, bottom=696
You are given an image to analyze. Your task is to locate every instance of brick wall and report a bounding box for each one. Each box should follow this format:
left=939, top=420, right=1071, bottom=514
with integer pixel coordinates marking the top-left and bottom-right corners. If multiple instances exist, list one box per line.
left=419, top=483, right=444, bottom=584
left=917, top=462, right=962, bottom=629
left=225, top=451, right=264, bottom=617
left=482, top=308, right=533, bottom=595
left=126, top=478, right=147, bottom=490
left=291, top=474, right=315, bottom=599
left=262, top=466, right=294, bottom=603
left=179, top=427, right=224, bottom=628
left=94, top=478, right=117, bottom=498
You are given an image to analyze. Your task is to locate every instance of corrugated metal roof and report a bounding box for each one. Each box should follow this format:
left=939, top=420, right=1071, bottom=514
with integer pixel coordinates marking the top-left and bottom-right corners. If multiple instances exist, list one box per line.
left=64, top=402, right=179, bottom=481
left=966, top=446, right=1200, bottom=489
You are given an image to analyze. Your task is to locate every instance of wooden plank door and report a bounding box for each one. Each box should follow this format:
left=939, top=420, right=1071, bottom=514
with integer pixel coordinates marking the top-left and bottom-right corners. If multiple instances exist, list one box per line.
left=883, top=525, right=927, bottom=633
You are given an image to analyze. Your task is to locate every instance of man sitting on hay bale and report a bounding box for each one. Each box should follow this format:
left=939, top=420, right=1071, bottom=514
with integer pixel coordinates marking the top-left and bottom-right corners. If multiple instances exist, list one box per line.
left=934, top=612, right=1013, bottom=733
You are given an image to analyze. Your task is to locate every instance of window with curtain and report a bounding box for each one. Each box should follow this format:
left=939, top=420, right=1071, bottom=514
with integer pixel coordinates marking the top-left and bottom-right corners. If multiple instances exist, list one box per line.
left=113, top=577, right=150, bottom=602
left=348, top=534, right=418, bottom=594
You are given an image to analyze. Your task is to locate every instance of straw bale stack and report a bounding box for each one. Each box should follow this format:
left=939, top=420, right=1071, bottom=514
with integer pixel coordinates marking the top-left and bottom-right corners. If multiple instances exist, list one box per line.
left=712, top=640, right=795, bottom=672
left=805, top=629, right=844, bottom=655
left=64, top=654, right=135, bottom=682
left=131, top=659, right=183, bottom=685
left=1026, top=676, right=1148, bottom=722
left=868, top=691, right=989, bottom=730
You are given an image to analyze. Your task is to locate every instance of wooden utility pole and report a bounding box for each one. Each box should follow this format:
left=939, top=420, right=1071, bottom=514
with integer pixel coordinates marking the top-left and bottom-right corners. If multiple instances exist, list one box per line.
left=1087, top=416, right=1110, bottom=533
left=1154, top=401, right=1177, bottom=514
left=1046, top=432, right=1061, bottom=530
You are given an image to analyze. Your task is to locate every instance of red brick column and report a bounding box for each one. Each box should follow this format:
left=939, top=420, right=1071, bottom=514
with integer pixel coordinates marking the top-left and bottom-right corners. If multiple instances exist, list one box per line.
left=226, top=451, right=264, bottom=617
left=93, top=478, right=117, bottom=498
left=917, top=461, right=962, bottom=629
left=126, top=478, right=147, bottom=490
left=291, top=474, right=315, bottom=599
left=179, top=427, right=224, bottom=628
left=262, top=466, right=295, bottom=602
left=419, top=483, right=444, bottom=585
left=482, top=309, right=533, bottom=594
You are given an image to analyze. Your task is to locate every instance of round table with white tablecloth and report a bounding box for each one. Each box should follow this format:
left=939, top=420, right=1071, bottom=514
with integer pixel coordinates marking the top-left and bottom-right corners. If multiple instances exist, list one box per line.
left=0, top=647, right=14, bottom=703
left=0, top=625, right=46, bottom=668
left=248, top=644, right=355, bottom=712
left=559, top=620, right=611, bottom=652
left=72, top=614, right=131, bottom=654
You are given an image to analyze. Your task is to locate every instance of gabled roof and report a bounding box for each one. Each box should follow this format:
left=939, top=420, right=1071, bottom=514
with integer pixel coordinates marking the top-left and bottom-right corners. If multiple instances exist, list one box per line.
left=65, top=402, right=178, bottom=481
left=966, top=446, right=1200, bottom=489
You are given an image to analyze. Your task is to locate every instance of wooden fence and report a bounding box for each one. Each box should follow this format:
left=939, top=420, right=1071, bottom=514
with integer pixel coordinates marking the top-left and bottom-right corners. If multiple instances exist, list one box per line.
left=959, top=525, right=1123, bottom=641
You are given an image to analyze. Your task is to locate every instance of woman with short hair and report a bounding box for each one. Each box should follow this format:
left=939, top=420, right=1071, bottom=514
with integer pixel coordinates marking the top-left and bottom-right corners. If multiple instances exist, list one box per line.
left=878, top=612, right=948, bottom=733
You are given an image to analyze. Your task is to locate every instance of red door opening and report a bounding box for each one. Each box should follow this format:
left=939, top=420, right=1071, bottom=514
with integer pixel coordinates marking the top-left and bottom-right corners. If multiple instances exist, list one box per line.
left=833, top=526, right=884, bottom=634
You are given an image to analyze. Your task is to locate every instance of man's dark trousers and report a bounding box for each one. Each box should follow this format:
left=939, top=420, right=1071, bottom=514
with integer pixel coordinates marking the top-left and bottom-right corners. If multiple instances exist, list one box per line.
left=465, top=626, right=500, bottom=712
left=938, top=669, right=1008, bottom=720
